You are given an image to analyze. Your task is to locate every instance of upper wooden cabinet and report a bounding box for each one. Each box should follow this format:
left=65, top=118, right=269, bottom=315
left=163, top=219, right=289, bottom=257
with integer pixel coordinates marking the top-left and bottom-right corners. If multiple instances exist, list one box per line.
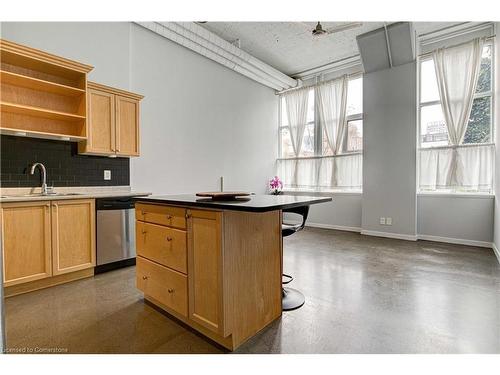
left=78, top=81, right=143, bottom=157
left=0, top=201, right=52, bottom=287
left=0, top=39, right=93, bottom=141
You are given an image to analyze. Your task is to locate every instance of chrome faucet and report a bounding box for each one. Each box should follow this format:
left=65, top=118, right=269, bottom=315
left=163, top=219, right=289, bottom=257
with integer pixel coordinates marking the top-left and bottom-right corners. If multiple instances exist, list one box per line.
left=29, top=163, right=49, bottom=195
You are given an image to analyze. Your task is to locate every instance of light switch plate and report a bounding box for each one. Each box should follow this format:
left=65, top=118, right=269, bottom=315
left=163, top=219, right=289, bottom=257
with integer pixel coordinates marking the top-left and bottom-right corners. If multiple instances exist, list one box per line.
left=386, top=217, right=392, bottom=226
left=379, top=217, right=386, bottom=225
left=104, top=170, right=111, bottom=180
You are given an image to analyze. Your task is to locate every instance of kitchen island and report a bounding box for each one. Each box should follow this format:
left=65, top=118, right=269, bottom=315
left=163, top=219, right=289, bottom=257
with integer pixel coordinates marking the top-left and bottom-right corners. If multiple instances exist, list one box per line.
left=133, top=194, right=331, bottom=350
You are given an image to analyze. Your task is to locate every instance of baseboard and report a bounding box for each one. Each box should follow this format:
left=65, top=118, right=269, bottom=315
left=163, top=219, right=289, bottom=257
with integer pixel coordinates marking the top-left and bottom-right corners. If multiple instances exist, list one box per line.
left=306, top=222, right=361, bottom=233
left=492, top=243, right=500, bottom=264
left=360, top=230, right=417, bottom=241
left=306, top=223, right=497, bottom=259
left=417, top=234, right=492, bottom=249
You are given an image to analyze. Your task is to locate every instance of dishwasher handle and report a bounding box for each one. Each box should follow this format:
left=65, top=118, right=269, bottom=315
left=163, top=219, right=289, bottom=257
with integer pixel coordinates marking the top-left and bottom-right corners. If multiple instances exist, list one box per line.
left=96, top=197, right=135, bottom=210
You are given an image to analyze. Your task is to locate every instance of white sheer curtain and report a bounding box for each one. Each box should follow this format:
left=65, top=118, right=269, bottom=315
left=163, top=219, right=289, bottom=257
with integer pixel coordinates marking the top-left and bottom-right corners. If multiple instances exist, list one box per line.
left=317, top=76, right=348, bottom=155
left=284, top=88, right=310, bottom=157
left=316, top=76, right=349, bottom=186
left=278, top=77, right=361, bottom=191
left=277, top=154, right=362, bottom=191
left=419, top=144, right=494, bottom=192
left=433, top=38, right=484, bottom=146
left=430, top=37, right=486, bottom=187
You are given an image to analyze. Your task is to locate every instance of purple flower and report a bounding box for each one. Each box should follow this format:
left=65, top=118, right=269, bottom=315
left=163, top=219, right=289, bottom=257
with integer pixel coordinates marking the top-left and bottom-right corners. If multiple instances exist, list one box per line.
left=269, top=176, right=283, bottom=190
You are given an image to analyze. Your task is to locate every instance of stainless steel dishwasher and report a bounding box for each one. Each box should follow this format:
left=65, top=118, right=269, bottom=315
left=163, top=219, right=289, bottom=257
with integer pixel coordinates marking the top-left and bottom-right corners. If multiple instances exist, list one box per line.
left=95, top=197, right=136, bottom=273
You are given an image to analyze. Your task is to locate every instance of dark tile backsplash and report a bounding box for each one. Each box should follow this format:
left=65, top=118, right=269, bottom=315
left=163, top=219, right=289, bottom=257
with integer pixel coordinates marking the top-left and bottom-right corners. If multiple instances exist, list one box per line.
left=0, top=135, right=129, bottom=187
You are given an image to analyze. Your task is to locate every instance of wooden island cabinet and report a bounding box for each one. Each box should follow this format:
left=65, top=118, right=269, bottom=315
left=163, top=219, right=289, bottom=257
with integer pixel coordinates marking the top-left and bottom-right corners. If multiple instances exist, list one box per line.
left=134, top=195, right=331, bottom=350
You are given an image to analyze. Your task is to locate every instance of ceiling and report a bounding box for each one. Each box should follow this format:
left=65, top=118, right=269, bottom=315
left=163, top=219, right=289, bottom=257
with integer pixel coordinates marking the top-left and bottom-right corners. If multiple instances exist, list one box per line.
left=200, top=22, right=463, bottom=76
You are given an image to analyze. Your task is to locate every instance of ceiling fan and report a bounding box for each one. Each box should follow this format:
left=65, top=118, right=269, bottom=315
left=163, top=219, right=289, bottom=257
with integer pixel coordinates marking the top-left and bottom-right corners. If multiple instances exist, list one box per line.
left=305, top=22, right=363, bottom=37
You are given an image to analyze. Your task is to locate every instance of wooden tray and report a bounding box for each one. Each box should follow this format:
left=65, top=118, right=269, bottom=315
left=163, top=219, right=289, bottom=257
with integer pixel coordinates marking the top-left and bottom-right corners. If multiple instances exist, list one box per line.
left=195, top=191, right=251, bottom=201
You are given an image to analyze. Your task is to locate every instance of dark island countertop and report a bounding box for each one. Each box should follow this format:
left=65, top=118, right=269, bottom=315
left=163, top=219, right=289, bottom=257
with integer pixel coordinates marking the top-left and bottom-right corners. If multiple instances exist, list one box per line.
left=133, top=194, right=332, bottom=213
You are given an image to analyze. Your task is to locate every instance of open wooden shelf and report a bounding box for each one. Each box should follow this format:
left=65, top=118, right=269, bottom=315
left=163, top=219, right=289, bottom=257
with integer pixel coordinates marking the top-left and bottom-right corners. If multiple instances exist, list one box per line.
left=0, top=127, right=87, bottom=141
left=0, top=38, right=93, bottom=142
left=0, top=70, right=86, bottom=97
left=1, top=102, right=85, bottom=122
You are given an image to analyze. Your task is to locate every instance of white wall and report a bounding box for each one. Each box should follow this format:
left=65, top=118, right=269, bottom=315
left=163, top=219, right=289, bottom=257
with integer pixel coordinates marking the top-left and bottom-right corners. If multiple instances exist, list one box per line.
left=362, top=62, right=417, bottom=238
left=0, top=22, right=131, bottom=88
left=494, top=22, right=500, bottom=259
left=129, top=25, right=277, bottom=194
left=0, top=22, right=278, bottom=195
left=418, top=195, right=494, bottom=245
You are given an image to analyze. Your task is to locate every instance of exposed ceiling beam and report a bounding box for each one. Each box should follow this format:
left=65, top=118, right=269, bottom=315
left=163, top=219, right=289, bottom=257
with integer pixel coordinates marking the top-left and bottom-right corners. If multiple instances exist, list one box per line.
left=135, top=21, right=298, bottom=91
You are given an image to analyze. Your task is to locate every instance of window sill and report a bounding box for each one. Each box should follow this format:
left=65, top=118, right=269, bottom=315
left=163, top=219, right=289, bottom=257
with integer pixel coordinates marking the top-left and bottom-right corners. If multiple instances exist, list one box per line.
left=417, top=191, right=494, bottom=199
left=282, top=188, right=362, bottom=197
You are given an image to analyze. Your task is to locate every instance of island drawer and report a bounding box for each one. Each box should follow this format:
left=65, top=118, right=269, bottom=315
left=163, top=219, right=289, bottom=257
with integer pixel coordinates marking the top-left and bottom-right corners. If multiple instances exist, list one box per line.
left=136, top=203, right=186, bottom=229
left=136, top=256, right=188, bottom=317
left=136, top=221, right=187, bottom=274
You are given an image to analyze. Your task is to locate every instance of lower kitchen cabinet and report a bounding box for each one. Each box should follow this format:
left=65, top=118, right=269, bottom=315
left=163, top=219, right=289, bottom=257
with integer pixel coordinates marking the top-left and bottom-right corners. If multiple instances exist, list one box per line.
left=136, top=203, right=282, bottom=350
left=51, top=199, right=96, bottom=275
left=0, top=201, right=52, bottom=287
left=1, top=199, right=96, bottom=293
left=188, top=209, right=225, bottom=335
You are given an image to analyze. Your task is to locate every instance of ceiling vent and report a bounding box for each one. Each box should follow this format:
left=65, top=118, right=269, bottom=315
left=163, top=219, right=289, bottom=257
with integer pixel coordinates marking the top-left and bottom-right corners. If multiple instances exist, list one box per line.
left=356, top=22, right=415, bottom=73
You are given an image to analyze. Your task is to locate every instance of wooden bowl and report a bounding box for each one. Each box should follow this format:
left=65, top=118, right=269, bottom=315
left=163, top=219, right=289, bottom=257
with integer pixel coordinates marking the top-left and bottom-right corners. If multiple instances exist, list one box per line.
left=195, top=191, right=251, bottom=201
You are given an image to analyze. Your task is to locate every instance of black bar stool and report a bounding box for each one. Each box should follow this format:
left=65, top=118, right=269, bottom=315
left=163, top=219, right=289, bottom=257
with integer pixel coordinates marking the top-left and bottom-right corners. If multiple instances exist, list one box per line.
left=281, top=205, right=309, bottom=311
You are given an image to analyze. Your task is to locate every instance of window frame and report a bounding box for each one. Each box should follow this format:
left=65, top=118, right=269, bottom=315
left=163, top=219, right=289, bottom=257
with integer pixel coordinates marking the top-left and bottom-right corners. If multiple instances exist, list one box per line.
left=416, top=40, right=495, bottom=195
left=417, top=41, right=495, bottom=150
left=278, top=72, right=364, bottom=160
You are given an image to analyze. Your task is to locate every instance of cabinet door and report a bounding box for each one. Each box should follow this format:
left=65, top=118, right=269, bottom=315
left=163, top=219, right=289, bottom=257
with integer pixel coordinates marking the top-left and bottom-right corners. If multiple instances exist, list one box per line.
left=51, top=199, right=95, bottom=276
left=187, top=209, right=224, bottom=334
left=1, top=202, right=52, bottom=286
left=115, top=95, right=140, bottom=156
left=84, top=88, right=116, bottom=155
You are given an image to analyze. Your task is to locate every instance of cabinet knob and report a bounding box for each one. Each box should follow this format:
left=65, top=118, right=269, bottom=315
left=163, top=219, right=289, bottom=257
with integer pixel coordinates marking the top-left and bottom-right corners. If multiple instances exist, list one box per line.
left=167, top=288, right=174, bottom=293
left=141, top=210, right=147, bottom=216
left=142, top=230, right=147, bottom=235
left=166, top=214, right=172, bottom=220
left=166, top=236, right=173, bottom=242
left=142, top=276, right=148, bottom=280
left=185, top=213, right=192, bottom=219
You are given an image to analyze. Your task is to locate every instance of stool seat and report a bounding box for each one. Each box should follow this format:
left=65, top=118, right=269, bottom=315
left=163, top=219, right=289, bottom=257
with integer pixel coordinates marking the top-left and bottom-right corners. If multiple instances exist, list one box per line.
left=282, top=222, right=302, bottom=237
left=281, top=205, right=309, bottom=311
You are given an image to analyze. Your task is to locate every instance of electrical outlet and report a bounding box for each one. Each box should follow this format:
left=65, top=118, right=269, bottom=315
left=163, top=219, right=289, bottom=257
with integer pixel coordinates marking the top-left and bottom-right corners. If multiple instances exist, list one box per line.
left=386, top=217, right=392, bottom=226
left=379, top=217, right=386, bottom=225
left=104, top=170, right=111, bottom=180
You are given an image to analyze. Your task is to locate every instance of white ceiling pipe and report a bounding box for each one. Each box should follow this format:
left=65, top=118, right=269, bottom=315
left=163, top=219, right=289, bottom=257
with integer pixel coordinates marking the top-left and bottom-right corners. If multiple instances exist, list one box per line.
left=137, top=22, right=284, bottom=90
left=173, top=22, right=298, bottom=89
left=160, top=22, right=290, bottom=90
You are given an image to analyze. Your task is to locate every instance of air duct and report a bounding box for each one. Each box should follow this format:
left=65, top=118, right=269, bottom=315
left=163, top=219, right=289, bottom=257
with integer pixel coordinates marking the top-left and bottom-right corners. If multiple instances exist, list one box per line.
left=135, top=22, right=298, bottom=91
left=356, top=22, right=415, bottom=73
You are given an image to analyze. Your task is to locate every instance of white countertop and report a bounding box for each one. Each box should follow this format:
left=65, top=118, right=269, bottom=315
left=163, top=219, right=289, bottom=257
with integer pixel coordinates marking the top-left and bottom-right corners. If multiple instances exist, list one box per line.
left=0, top=186, right=151, bottom=203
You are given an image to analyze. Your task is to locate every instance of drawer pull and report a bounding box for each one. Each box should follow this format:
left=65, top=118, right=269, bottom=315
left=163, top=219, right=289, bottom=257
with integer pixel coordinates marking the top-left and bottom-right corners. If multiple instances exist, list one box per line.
left=166, top=214, right=172, bottom=219
left=167, top=288, right=174, bottom=293
left=142, top=230, right=147, bottom=235
left=142, top=276, right=149, bottom=280
left=166, top=236, right=173, bottom=242
left=141, top=210, right=147, bottom=216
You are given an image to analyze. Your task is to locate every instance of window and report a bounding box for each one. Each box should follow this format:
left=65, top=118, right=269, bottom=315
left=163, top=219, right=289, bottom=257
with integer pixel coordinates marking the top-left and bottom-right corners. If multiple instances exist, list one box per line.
left=419, top=44, right=493, bottom=149
left=279, top=76, right=363, bottom=158
left=278, top=75, right=363, bottom=191
left=418, top=41, right=494, bottom=193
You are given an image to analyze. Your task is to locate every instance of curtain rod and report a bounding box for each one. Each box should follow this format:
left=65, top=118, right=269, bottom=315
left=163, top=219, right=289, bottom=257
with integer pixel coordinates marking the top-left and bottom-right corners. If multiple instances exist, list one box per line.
left=418, top=35, right=495, bottom=59
left=275, top=71, right=362, bottom=96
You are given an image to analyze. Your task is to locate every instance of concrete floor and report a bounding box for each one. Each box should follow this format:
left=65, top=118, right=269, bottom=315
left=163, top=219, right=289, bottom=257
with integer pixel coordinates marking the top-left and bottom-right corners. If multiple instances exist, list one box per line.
left=4, top=228, right=500, bottom=353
